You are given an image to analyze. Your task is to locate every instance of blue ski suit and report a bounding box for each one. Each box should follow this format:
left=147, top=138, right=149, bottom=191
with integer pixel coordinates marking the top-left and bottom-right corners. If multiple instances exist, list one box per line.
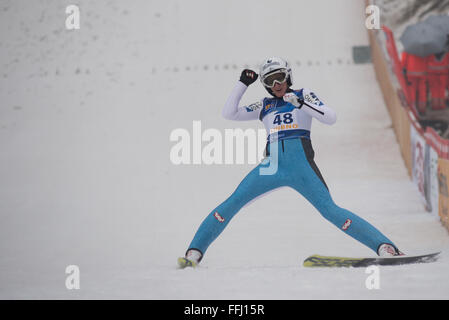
left=187, top=81, right=397, bottom=259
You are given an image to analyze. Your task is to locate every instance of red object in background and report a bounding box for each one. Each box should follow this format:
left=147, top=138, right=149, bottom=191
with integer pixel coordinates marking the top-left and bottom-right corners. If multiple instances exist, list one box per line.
left=401, top=52, right=429, bottom=114
left=382, top=26, right=413, bottom=109
left=427, top=52, right=449, bottom=110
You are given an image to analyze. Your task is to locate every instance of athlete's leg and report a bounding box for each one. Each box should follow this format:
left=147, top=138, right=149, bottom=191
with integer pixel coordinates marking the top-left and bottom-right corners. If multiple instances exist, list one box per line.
left=287, top=138, right=398, bottom=254
left=188, top=157, right=284, bottom=257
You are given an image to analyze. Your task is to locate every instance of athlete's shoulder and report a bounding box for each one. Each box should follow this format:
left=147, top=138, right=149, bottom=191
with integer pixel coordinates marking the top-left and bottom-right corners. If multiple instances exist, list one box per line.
left=259, top=96, right=276, bottom=108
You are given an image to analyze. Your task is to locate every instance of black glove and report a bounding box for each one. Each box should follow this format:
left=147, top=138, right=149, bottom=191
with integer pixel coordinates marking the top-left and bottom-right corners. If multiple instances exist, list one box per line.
left=239, top=69, right=258, bottom=86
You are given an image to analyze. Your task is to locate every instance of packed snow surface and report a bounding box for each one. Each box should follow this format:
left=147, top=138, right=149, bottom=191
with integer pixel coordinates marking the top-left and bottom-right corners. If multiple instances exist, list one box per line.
left=0, top=0, right=448, bottom=299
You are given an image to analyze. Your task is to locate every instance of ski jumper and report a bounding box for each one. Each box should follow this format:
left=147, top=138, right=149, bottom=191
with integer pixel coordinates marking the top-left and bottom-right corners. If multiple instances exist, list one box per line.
left=187, top=81, right=397, bottom=257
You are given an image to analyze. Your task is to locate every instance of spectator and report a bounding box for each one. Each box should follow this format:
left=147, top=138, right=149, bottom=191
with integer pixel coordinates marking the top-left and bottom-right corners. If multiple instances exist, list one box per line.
left=401, top=52, right=428, bottom=115
left=427, top=50, right=449, bottom=110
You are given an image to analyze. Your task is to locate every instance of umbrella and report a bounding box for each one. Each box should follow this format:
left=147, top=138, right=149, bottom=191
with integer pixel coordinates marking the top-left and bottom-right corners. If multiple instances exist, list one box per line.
left=424, top=14, right=449, bottom=36
left=423, top=14, right=449, bottom=50
left=400, top=22, right=447, bottom=57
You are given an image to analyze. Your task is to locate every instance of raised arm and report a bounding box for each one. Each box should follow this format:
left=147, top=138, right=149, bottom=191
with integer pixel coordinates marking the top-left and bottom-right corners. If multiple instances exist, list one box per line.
left=222, top=69, right=262, bottom=121
left=222, top=81, right=262, bottom=121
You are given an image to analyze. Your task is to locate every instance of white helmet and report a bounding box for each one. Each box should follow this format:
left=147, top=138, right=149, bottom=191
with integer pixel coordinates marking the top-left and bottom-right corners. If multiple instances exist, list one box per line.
left=259, top=57, right=293, bottom=88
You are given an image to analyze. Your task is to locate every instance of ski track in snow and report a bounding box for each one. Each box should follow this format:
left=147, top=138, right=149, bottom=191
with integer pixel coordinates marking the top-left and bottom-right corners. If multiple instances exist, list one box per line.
left=0, top=0, right=448, bottom=299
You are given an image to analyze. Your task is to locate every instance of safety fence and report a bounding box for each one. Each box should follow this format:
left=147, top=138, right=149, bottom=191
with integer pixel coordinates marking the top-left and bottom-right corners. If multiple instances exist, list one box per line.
left=368, top=25, right=449, bottom=233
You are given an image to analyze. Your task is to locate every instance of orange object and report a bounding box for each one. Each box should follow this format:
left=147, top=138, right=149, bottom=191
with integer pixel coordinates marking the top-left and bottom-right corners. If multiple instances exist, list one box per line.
left=427, top=52, right=449, bottom=110
left=401, top=52, right=429, bottom=114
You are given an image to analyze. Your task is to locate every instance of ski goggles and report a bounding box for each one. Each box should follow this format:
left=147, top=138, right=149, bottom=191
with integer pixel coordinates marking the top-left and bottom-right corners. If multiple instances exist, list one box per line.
left=262, top=70, right=288, bottom=88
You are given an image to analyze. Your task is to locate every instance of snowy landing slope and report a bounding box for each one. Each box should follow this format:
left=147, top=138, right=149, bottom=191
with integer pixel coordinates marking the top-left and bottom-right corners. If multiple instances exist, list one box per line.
left=0, top=0, right=448, bottom=299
